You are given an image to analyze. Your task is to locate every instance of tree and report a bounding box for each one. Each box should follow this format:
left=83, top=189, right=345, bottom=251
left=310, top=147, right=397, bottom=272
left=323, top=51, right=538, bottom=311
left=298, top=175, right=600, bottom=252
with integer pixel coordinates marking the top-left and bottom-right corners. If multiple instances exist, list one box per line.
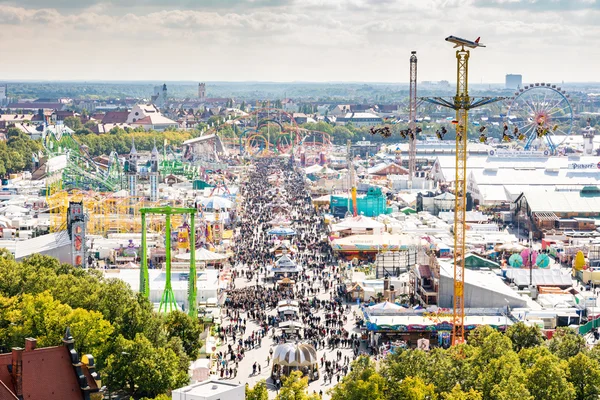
left=525, top=355, right=575, bottom=400
left=246, top=380, right=269, bottom=400
left=396, top=376, right=437, bottom=400
left=329, top=356, right=386, bottom=400
left=547, top=327, right=586, bottom=359
left=67, top=308, right=114, bottom=356
left=163, top=310, right=203, bottom=359
left=567, top=353, right=600, bottom=400
left=64, top=116, right=82, bottom=130
left=442, top=385, right=483, bottom=400
left=275, top=371, right=320, bottom=400
left=506, top=322, right=544, bottom=352
left=103, top=334, right=184, bottom=399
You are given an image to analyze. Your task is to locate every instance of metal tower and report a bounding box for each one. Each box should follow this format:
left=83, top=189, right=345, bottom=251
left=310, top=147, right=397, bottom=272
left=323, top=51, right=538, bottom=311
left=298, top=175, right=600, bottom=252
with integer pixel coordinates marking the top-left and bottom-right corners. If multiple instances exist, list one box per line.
left=126, top=140, right=138, bottom=198
left=149, top=143, right=159, bottom=202
left=422, top=37, right=504, bottom=345
left=67, top=201, right=86, bottom=267
left=408, top=51, right=418, bottom=186
left=140, top=206, right=198, bottom=317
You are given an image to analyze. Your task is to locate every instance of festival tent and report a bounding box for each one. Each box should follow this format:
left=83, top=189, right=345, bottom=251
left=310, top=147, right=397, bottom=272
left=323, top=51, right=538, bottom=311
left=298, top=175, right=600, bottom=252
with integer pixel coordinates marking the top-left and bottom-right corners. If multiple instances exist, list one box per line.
left=174, top=247, right=230, bottom=262
left=305, top=164, right=337, bottom=175
left=201, top=196, right=233, bottom=210
left=331, top=215, right=385, bottom=234
left=331, top=233, right=421, bottom=252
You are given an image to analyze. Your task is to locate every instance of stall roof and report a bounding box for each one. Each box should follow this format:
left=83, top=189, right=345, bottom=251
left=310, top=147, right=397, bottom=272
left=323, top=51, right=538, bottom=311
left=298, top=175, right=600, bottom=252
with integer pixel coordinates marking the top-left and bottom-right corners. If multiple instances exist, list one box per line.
left=506, top=269, right=573, bottom=287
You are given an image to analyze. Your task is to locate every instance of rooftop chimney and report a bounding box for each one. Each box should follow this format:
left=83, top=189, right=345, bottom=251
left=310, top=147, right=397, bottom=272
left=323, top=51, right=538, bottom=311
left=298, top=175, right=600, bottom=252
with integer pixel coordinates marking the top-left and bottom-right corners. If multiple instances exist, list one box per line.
left=24, top=338, right=37, bottom=352
left=11, top=347, right=23, bottom=398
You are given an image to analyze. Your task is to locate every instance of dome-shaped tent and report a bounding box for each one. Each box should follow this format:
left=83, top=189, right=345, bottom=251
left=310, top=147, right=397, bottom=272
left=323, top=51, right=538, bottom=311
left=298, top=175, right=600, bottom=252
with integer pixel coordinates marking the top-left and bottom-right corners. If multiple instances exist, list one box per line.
left=271, top=343, right=319, bottom=381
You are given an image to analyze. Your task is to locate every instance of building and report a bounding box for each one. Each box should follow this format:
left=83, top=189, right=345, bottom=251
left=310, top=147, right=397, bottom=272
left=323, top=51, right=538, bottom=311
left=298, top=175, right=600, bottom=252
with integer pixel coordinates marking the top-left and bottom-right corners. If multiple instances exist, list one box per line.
left=183, top=134, right=227, bottom=162
left=336, top=112, right=382, bottom=127
left=515, top=186, right=600, bottom=237
left=506, top=74, right=523, bottom=89
left=152, top=84, right=168, bottom=107
left=172, top=379, right=244, bottom=400
left=367, top=162, right=409, bottom=176
left=0, top=331, right=101, bottom=400
left=0, top=84, right=7, bottom=106
left=127, top=104, right=177, bottom=131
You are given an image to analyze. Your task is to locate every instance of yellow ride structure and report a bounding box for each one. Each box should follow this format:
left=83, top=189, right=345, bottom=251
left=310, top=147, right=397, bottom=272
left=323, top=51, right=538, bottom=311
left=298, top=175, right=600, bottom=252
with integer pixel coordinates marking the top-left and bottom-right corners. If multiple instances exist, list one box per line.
left=422, top=37, right=504, bottom=345
left=47, top=190, right=185, bottom=235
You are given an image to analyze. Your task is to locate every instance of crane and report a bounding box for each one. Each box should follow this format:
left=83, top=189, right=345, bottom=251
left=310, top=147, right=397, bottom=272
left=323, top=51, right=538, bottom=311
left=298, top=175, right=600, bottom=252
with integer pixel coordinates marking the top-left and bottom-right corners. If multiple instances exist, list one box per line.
left=421, top=37, right=504, bottom=345
left=408, top=51, right=418, bottom=186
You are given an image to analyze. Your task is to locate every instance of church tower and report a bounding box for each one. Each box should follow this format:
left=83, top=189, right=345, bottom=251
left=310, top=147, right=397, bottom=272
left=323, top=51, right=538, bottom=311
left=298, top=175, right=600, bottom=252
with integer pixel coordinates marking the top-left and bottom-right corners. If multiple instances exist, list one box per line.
left=161, top=83, right=168, bottom=106
left=149, top=142, right=159, bottom=201
left=198, top=83, right=206, bottom=101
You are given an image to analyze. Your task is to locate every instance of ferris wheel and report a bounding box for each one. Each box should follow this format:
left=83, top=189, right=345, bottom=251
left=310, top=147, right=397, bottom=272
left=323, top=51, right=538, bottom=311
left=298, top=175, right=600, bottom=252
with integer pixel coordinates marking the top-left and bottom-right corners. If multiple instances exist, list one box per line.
left=506, top=83, right=574, bottom=152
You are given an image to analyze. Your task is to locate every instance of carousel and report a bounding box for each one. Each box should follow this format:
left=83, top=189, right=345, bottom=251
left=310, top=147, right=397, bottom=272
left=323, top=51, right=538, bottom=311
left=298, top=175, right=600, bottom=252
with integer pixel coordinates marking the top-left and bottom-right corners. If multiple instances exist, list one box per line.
left=271, top=343, right=319, bottom=382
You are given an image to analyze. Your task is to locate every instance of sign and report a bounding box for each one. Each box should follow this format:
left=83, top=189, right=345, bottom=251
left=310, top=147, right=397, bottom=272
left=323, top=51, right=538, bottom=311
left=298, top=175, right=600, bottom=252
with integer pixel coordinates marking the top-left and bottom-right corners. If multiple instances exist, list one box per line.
left=488, top=149, right=549, bottom=157
left=568, top=162, right=600, bottom=170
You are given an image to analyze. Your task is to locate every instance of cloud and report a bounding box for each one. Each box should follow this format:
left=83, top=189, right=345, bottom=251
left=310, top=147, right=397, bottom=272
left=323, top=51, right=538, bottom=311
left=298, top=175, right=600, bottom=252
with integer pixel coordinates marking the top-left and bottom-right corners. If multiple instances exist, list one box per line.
left=472, top=0, right=600, bottom=10
left=0, top=0, right=293, bottom=11
left=0, top=0, right=597, bottom=82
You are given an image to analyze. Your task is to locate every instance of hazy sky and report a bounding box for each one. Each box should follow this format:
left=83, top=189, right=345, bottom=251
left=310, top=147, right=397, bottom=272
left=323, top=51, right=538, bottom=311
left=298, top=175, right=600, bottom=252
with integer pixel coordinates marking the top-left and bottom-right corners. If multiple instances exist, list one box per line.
left=0, top=0, right=597, bottom=83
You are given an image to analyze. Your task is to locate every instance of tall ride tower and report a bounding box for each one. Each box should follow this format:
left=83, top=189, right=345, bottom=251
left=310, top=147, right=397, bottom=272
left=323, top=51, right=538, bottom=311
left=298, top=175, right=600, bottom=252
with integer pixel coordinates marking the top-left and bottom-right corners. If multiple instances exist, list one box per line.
left=67, top=201, right=86, bottom=267
left=408, top=51, right=418, bottom=187
left=149, top=143, right=159, bottom=201
left=126, top=141, right=139, bottom=197
left=422, top=36, right=504, bottom=345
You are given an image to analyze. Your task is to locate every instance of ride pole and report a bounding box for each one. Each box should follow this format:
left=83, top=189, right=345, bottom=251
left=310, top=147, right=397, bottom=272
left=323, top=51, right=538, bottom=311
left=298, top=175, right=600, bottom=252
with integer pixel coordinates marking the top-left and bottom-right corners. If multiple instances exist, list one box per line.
left=188, top=211, right=197, bottom=318
left=140, top=211, right=149, bottom=297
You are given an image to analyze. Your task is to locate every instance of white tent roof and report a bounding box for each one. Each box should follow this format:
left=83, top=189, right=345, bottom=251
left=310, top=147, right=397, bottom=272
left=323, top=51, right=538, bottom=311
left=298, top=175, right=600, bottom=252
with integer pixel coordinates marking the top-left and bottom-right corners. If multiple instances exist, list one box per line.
left=332, top=215, right=385, bottom=231
left=506, top=268, right=573, bottom=287
left=174, top=247, right=230, bottom=262
left=275, top=254, right=296, bottom=267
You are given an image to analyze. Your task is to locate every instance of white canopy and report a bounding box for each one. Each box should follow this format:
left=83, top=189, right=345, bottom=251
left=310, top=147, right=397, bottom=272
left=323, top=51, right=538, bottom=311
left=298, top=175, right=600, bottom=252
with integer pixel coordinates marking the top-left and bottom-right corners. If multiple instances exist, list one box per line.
left=174, top=247, right=230, bottom=262
left=331, top=215, right=385, bottom=231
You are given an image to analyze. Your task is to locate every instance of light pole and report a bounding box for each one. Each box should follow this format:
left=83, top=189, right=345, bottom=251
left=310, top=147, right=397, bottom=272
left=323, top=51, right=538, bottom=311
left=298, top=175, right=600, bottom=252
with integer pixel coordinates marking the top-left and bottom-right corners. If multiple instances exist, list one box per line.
left=529, top=231, right=533, bottom=289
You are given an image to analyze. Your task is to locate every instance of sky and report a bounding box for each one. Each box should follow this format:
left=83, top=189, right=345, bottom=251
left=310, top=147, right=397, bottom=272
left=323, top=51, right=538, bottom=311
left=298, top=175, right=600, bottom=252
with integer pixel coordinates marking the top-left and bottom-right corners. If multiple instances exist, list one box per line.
left=0, top=0, right=598, bottom=83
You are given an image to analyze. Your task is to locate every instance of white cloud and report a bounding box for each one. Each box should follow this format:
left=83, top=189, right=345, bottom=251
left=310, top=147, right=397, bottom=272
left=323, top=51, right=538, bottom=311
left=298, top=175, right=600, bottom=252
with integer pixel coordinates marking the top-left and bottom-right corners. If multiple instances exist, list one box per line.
left=0, top=1, right=597, bottom=82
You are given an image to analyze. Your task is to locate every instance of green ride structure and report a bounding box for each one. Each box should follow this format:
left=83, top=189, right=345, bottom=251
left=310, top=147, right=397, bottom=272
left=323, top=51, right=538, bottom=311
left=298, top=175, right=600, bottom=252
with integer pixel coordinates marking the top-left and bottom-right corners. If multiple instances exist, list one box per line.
left=43, top=125, right=124, bottom=193
left=140, top=205, right=199, bottom=318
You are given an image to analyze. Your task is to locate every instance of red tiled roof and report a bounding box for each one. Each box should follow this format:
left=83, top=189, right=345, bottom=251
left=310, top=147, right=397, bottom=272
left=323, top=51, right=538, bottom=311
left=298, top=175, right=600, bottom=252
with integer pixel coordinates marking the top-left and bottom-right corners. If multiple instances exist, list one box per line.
left=132, top=116, right=152, bottom=124
left=0, top=342, right=99, bottom=400
left=101, top=111, right=129, bottom=124
left=418, top=264, right=432, bottom=279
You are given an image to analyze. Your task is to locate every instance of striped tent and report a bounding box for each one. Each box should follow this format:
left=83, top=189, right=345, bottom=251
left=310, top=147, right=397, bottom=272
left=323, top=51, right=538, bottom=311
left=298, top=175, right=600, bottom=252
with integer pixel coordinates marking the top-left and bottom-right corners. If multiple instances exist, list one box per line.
left=272, top=343, right=318, bottom=367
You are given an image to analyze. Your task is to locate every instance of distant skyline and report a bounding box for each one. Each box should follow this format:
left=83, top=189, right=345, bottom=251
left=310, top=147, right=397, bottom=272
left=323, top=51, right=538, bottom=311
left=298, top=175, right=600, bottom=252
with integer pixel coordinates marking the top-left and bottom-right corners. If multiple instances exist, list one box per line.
left=0, top=0, right=597, bottom=83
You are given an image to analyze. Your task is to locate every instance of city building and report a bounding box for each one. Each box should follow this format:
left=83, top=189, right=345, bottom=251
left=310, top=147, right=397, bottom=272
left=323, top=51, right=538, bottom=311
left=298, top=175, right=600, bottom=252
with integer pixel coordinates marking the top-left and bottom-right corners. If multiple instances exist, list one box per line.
left=0, top=84, right=7, bottom=106
left=126, top=104, right=177, bottom=131
left=506, top=74, right=523, bottom=89
left=514, top=186, right=600, bottom=237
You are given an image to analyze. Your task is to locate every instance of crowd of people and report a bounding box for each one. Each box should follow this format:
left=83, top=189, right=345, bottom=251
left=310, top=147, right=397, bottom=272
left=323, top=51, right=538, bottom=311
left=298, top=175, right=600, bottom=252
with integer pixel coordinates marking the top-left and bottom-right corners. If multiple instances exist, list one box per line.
left=215, top=158, right=366, bottom=392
